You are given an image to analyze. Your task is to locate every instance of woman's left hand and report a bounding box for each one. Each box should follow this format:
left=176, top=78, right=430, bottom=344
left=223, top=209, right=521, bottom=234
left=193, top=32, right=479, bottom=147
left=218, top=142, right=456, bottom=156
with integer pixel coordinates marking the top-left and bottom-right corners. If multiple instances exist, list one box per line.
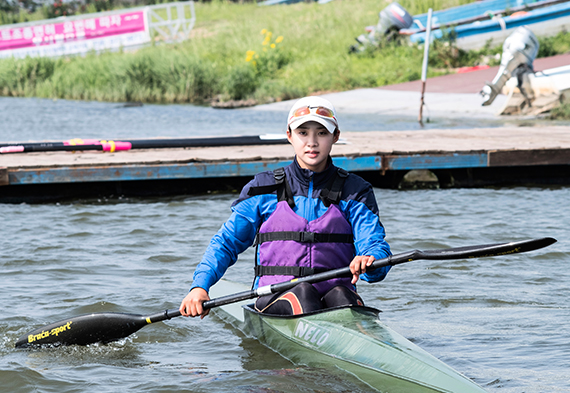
left=349, top=255, right=375, bottom=284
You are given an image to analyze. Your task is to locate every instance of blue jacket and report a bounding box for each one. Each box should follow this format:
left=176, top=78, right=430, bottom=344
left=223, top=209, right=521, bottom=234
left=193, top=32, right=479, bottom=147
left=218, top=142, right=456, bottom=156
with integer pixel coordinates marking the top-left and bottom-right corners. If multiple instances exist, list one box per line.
left=190, top=158, right=392, bottom=292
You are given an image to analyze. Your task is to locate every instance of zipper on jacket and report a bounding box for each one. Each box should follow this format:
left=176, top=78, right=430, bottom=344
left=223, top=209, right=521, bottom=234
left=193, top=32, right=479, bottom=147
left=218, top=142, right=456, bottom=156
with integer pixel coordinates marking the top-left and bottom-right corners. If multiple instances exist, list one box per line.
left=307, top=174, right=316, bottom=221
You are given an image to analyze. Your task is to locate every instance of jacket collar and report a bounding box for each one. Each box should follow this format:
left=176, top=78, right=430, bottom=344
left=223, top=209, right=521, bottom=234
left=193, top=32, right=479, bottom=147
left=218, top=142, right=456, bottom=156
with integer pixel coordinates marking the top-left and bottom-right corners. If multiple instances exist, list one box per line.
left=289, top=156, right=336, bottom=188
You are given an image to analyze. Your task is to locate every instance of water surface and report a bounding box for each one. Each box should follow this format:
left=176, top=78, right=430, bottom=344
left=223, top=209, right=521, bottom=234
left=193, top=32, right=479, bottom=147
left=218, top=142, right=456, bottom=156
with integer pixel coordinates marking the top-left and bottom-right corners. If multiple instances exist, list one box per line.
left=1, top=188, right=567, bottom=393
left=0, top=97, right=568, bottom=393
left=2, top=96, right=562, bottom=142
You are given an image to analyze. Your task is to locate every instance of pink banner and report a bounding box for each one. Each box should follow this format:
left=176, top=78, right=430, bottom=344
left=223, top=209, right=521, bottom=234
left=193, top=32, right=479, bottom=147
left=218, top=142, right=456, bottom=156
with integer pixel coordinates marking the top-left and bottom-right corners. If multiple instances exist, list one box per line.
left=0, top=11, right=147, bottom=52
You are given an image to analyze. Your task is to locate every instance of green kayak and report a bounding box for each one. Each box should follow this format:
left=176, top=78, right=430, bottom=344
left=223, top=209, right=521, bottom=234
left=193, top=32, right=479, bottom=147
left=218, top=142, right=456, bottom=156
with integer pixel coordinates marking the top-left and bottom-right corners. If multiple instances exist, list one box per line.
left=210, top=280, right=487, bottom=393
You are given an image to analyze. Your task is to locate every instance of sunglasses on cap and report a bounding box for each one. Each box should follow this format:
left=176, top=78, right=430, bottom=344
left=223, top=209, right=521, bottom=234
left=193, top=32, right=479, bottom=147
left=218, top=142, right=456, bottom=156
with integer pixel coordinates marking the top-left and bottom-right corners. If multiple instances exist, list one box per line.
left=290, top=106, right=336, bottom=121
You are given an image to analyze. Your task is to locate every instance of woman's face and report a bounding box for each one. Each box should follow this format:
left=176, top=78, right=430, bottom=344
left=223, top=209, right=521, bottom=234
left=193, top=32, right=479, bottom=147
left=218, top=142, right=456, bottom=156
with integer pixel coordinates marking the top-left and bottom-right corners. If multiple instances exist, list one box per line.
left=287, top=121, right=339, bottom=173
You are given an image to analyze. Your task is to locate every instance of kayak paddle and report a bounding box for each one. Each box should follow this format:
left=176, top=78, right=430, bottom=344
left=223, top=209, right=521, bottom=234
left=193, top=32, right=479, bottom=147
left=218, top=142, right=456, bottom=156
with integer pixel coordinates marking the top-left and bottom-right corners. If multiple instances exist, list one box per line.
left=0, top=135, right=288, bottom=154
left=15, top=237, right=556, bottom=349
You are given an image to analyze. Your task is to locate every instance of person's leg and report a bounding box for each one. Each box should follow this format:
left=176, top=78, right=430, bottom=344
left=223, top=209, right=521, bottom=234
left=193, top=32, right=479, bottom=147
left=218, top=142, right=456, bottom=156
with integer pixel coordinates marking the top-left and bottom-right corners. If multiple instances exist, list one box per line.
left=321, top=285, right=364, bottom=308
left=255, top=282, right=323, bottom=315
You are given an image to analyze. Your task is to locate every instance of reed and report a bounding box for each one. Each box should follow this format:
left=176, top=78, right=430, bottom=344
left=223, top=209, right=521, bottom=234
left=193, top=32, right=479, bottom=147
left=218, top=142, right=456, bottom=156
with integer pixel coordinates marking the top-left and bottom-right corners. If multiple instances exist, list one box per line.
left=0, top=0, right=565, bottom=105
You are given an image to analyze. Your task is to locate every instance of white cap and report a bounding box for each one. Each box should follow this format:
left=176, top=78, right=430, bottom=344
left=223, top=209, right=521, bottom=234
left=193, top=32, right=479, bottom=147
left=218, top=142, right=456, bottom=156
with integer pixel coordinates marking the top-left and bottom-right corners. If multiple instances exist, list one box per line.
left=287, top=96, right=338, bottom=134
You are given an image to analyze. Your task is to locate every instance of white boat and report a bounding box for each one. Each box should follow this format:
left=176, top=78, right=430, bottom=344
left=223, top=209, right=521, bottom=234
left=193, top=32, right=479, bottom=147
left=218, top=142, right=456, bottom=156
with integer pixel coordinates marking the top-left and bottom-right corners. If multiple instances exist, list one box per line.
left=499, top=64, right=570, bottom=115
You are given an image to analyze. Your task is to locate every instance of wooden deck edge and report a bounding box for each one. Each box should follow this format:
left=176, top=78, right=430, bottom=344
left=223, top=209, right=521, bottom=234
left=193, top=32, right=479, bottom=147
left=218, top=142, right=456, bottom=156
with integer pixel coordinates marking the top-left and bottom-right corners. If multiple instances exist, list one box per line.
left=489, top=148, right=570, bottom=166
left=6, top=148, right=570, bottom=187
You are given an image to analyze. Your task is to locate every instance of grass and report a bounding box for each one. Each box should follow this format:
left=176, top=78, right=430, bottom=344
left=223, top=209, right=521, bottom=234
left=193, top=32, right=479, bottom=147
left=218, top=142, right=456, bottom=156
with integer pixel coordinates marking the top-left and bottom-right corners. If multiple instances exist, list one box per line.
left=0, top=2, right=101, bottom=24
left=548, top=100, right=570, bottom=120
left=0, top=0, right=569, bottom=105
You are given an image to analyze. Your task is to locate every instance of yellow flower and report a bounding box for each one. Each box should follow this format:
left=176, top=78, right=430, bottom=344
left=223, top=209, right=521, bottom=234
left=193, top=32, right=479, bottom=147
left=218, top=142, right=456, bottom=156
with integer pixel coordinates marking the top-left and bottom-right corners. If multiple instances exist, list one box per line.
left=260, top=29, right=267, bottom=35
left=245, top=50, right=256, bottom=62
left=270, top=43, right=276, bottom=49
left=275, top=36, right=283, bottom=43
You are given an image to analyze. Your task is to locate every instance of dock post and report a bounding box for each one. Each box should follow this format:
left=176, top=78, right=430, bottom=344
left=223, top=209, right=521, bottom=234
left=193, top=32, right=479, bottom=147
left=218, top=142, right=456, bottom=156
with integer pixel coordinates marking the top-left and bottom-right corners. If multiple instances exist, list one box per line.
left=0, top=167, right=8, bottom=186
left=419, top=8, right=433, bottom=126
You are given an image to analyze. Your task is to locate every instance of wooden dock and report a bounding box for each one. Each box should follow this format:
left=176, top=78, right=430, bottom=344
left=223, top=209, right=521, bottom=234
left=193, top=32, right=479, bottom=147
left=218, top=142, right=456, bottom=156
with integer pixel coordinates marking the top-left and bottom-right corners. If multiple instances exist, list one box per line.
left=1, top=126, right=569, bottom=203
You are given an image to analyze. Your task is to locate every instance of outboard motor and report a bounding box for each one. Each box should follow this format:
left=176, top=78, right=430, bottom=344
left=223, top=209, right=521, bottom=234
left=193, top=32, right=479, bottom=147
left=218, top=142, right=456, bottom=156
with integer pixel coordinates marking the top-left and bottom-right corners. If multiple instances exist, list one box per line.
left=480, top=26, right=539, bottom=106
left=376, top=2, right=414, bottom=36
left=353, top=2, right=413, bottom=51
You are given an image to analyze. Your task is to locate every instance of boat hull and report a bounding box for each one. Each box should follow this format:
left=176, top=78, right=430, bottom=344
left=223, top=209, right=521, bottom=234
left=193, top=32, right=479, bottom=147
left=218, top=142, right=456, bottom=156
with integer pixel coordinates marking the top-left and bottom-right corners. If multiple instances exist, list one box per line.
left=210, top=281, right=487, bottom=393
left=410, top=1, right=570, bottom=50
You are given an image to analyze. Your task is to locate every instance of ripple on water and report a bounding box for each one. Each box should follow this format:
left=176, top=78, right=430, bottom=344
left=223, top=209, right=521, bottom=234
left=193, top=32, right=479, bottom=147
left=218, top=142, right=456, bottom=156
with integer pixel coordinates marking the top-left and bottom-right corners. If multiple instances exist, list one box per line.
left=1, top=187, right=569, bottom=393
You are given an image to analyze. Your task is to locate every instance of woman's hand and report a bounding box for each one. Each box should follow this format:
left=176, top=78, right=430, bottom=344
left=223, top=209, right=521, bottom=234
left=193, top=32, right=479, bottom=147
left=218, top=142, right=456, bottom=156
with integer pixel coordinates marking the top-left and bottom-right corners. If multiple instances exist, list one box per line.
left=349, top=255, right=375, bottom=284
left=179, top=287, right=211, bottom=319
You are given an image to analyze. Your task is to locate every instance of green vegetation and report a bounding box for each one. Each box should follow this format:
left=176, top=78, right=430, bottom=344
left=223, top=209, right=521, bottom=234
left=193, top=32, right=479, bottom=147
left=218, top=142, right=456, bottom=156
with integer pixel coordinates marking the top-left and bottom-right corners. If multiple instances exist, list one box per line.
left=0, top=0, right=127, bottom=24
left=548, top=100, right=570, bottom=120
left=0, top=0, right=569, bottom=105
left=2, top=1, right=95, bottom=24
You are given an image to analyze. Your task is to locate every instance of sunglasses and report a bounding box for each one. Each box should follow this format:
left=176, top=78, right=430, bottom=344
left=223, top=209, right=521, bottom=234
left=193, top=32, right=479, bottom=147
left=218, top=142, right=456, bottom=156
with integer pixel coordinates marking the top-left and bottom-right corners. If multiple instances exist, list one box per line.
left=290, top=106, right=336, bottom=121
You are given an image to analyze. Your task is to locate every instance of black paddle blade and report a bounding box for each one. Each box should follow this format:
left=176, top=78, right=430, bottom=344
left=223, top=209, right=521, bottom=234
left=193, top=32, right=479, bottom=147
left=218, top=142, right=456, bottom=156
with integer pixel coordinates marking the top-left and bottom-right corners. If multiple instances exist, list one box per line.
left=420, top=237, right=557, bottom=260
left=15, top=312, right=148, bottom=349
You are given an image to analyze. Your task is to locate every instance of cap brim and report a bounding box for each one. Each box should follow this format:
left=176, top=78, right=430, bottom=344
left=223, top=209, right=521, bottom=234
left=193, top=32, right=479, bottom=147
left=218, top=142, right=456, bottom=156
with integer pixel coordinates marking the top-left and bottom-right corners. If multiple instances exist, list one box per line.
left=289, top=115, right=337, bottom=133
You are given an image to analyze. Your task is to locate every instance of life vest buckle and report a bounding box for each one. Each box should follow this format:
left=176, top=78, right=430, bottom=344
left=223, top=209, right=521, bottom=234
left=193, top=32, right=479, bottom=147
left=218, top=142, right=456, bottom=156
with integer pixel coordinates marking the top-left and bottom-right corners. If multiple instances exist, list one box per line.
left=274, top=168, right=286, bottom=183
left=300, top=231, right=315, bottom=243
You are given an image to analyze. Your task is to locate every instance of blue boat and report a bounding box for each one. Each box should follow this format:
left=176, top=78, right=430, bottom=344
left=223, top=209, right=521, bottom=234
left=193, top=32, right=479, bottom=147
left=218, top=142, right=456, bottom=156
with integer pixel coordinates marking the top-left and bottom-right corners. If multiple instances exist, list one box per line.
left=258, top=0, right=304, bottom=5
left=258, top=0, right=333, bottom=6
left=408, top=0, right=570, bottom=50
left=410, top=0, right=538, bottom=31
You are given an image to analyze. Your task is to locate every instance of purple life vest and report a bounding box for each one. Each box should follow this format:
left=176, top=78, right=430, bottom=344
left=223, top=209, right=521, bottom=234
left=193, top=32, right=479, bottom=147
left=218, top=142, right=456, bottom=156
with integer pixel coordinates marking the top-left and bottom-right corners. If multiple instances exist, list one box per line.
left=254, top=171, right=355, bottom=295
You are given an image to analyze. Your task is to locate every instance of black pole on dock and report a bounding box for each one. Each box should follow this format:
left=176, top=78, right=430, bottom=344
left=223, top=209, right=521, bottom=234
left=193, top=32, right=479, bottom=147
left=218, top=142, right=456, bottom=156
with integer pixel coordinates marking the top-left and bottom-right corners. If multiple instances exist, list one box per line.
left=0, top=135, right=288, bottom=154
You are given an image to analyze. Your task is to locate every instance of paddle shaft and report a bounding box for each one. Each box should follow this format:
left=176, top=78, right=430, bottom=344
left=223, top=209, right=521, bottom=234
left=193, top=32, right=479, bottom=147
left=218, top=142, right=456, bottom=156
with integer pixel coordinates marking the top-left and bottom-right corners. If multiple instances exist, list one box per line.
left=161, top=237, right=558, bottom=319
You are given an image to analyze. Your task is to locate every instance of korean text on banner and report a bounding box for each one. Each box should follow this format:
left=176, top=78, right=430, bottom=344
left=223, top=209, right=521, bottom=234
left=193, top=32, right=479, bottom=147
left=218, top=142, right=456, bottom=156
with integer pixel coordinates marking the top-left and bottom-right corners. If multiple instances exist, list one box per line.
left=0, top=10, right=150, bottom=58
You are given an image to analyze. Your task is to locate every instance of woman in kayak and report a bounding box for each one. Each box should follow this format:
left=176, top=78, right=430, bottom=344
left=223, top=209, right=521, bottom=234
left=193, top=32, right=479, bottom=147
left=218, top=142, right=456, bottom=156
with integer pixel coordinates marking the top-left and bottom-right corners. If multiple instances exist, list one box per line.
left=180, top=96, right=391, bottom=317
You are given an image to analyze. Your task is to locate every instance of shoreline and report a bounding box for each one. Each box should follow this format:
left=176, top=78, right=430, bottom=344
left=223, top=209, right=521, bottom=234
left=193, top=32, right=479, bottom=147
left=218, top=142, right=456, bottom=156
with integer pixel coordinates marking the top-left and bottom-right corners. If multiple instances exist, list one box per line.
left=2, top=0, right=569, bottom=109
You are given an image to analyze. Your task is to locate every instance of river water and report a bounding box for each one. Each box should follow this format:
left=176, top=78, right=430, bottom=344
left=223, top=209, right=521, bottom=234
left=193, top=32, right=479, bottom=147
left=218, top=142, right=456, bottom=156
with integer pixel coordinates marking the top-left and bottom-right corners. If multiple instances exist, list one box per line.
left=1, top=97, right=569, bottom=393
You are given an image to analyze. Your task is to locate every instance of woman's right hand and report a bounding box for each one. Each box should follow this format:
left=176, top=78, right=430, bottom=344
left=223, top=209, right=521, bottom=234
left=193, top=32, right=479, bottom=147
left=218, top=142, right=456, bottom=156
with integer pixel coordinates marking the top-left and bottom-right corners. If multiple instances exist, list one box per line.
left=179, top=287, right=211, bottom=319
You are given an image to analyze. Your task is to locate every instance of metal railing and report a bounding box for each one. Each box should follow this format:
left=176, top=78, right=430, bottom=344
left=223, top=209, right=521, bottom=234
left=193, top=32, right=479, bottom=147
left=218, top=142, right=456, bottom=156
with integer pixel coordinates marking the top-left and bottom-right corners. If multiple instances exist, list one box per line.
left=148, top=1, right=196, bottom=43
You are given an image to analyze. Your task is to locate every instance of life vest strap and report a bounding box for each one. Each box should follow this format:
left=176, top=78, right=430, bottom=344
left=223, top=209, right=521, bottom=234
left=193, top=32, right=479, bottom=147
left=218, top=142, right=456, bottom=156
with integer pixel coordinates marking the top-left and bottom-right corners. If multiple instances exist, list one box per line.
left=320, top=167, right=348, bottom=207
left=254, top=265, right=329, bottom=277
left=254, top=231, right=353, bottom=245
left=247, top=167, right=295, bottom=208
